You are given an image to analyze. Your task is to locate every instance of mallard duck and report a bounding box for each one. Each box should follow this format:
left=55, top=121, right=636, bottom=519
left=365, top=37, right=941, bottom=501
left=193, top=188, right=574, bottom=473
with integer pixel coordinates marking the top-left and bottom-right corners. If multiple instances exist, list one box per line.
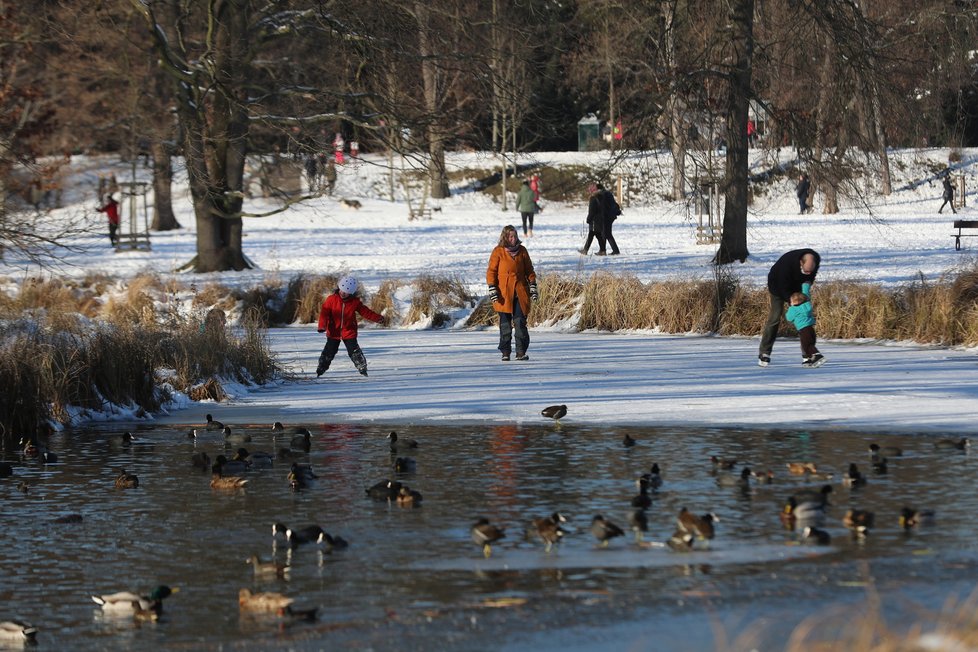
left=842, top=463, right=867, bottom=488
left=238, top=588, right=293, bottom=613
left=755, top=469, right=775, bottom=484
left=640, top=463, right=663, bottom=490
left=289, top=462, right=317, bottom=481
left=282, top=605, right=318, bottom=622
left=211, top=474, right=247, bottom=490
left=396, top=485, right=423, bottom=507
left=842, top=509, right=875, bottom=535
left=531, top=512, right=567, bottom=551
left=710, top=455, right=737, bottom=471
left=935, top=437, right=970, bottom=451
left=277, top=447, right=307, bottom=461
left=471, top=518, right=506, bottom=557
left=622, top=434, right=636, bottom=448
left=899, top=507, right=936, bottom=530
left=666, top=529, right=695, bottom=552
left=91, top=585, right=178, bottom=614
left=214, top=455, right=249, bottom=475
left=716, top=467, right=753, bottom=489
left=186, top=429, right=198, bottom=439
left=114, top=469, right=139, bottom=489
left=387, top=431, right=418, bottom=452
left=793, top=485, right=834, bottom=506
left=393, top=457, right=417, bottom=473
left=246, top=554, right=290, bottom=578
left=286, top=525, right=325, bottom=548
left=786, top=461, right=818, bottom=475
left=628, top=509, right=648, bottom=543
left=869, top=443, right=903, bottom=457
left=631, top=478, right=653, bottom=509
left=236, top=448, right=273, bottom=469
left=191, top=451, right=211, bottom=471
left=205, top=414, right=224, bottom=431
left=366, top=479, right=402, bottom=501
left=676, top=508, right=717, bottom=541
left=780, top=486, right=832, bottom=530
left=0, top=620, right=37, bottom=642
left=222, top=426, right=251, bottom=444
left=541, top=405, right=567, bottom=424
left=590, top=514, right=625, bottom=547
left=16, top=480, right=29, bottom=493
left=801, top=526, right=832, bottom=545
left=289, top=429, right=312, bottom=452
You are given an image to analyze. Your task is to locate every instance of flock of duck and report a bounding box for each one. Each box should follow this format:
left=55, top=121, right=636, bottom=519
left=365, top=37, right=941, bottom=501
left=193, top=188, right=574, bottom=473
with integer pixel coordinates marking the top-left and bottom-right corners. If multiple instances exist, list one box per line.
left=0, top=406, right=970, bottom=644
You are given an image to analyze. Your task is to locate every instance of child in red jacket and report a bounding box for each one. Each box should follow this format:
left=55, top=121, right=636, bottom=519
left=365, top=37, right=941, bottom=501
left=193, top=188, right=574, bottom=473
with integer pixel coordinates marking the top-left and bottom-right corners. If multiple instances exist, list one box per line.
left=97, top=193, right=121, bottom=246
left=316, top=276, right=385, bottom=377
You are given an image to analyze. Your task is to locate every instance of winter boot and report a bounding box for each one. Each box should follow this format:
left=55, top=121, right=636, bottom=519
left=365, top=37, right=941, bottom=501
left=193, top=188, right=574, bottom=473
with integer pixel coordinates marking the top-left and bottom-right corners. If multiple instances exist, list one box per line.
left=350, top=349, right=369, bottom=376
left=316, top=354, right=330, bottom=377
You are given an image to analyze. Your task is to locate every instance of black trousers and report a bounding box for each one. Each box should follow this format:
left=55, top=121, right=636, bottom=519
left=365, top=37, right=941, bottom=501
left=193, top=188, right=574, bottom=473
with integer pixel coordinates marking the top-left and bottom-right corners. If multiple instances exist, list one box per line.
left=318, top=337, right=367, bottom=373
left=520, top=212, right=534, bottom=234
left=798, top=325, right=819, bottom=358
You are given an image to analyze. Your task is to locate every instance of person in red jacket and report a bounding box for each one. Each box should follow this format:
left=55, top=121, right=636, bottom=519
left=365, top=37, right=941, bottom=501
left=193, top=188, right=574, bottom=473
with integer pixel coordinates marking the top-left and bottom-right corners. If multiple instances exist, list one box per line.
left=316, top=275, right=385, bottom=377
left=97, top=193, right=121, bottom=246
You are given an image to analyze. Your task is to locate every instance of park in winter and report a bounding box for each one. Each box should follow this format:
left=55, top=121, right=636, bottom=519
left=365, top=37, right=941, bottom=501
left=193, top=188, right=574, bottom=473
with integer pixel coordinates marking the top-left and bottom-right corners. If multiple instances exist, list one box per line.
left=3, top=2, right=978, bottom=651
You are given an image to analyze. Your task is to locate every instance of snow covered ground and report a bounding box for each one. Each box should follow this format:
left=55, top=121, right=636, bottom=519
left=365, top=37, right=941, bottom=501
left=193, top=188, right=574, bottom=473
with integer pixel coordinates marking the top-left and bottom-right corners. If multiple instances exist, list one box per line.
left=5, top=148, right=978, bottom=434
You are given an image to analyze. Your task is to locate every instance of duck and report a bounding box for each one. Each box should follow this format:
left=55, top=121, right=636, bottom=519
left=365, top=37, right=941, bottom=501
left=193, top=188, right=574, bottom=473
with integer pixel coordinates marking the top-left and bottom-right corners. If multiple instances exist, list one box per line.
left=222, top=426, right=251, bottom=445
left=387, top=431, right=418, bottom=452
left=214, top=455, right=249, bottom=475
left=541, top=405, right=568, bottom=425
left=640, top=463, right=664, bottom=490
left=622, top=434, right=636, bottom=448
left=590, top=514, right=625, bottom=547
left=110, top=431, right=137, bottom=447
left=842, top=463, right=867, bottom=488
left=238, top=588, right=293, bottom=613
left=842, top=509, right=875, bottom=535
left=631, top=478, right=653, bottom=509
left=471, top=518, right=506, bottom=558
left=716, top=466, right=753, bottom=489
left=277, top=447, right=307, bottom=461
left=289, top=429, right=312, bottom=452
left=934, top=437, right=970, bottom=451
left=869, top=443, right=903, bottom=457
left=210, top=468, right=248, bottom=490
left=191, top=450, right=212, bottom=471
left=236, top=448, right=273, bottom=469
left=286, top=525, right=326, bottom=548
left=786, top=461, right=818, bottom=475
left=676, top=508, right=718, bottom=541
left=114, top=469, right=139, bottom=489
left=666, top=530, right=695, bottom=552
left=204, top=414, right=224, bottom=431
left=91, top=585, right=178, bottom=614
left=186, top=428, right=198, bottom=439
left=870, top=455, right=888, bottom=474
left=801, top=526, right=832, bottom=545
left=755, top=469, right=775, bottom=484
left=52, top=513, right=83, bottom=524
left=0, top=620, right=37, bottom=642
left=289, top=462, right=317, bottom=482
left=899, top=506, right=936, bottom=530
left=710, top=455, right=737, bottom=471
left=793, top=485, right=834, bottom=506
left=393, top=457, right=417, bottom=473
left=246, top=554, right=290, bottom=578
left=322, top=532, right=349, bottom=552
left=628, top=509, right=648, bottom=543
left=271, top=421, right=285, bottom=432
left=780, top=486, right=832, bottom=529
left=531, top=512, right=567, bottom=551
left=366, top=479, right=402, bottom=501
left=396, top=485, right=423, bottom=507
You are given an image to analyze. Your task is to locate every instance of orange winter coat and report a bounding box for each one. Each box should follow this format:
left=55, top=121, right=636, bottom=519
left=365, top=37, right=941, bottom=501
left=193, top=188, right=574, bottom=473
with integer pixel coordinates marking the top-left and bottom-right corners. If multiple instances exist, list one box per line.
left=486, top=244, right=536, bottom=314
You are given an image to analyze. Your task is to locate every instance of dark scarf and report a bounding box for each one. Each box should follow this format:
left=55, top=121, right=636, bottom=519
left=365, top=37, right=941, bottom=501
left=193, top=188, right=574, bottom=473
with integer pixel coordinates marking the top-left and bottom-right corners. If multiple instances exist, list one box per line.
left=505, top=238, right=522, bottom=259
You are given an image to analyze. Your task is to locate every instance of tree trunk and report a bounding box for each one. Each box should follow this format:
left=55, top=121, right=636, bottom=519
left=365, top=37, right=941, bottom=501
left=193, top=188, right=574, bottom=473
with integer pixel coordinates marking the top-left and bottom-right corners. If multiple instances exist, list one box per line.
left=868, top=78, right=892, bottom=195
left=150, top=141, right=179, bottom=231
left=416, top=1, right=450, bottom=199
left=663, top=1, right=686, bottom=200
left=714, top=0, right=754, bottom=265
left=813, top=42, right=838, bottom=214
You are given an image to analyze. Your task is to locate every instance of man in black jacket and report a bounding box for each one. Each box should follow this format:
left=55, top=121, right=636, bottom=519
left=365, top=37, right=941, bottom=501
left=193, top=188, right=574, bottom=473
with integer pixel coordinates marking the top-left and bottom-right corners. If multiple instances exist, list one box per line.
left=758, top=248, right=822, bottom=367
left=578, top=183, right=621, bottom=256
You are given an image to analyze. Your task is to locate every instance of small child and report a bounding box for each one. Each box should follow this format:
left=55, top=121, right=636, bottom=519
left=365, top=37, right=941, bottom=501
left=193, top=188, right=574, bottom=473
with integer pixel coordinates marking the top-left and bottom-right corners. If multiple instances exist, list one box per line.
left=316, top=275, right=385, bottom=377
left=97, top=193, right=121, bottom=246
left=785, top=291, right=825, bottom=368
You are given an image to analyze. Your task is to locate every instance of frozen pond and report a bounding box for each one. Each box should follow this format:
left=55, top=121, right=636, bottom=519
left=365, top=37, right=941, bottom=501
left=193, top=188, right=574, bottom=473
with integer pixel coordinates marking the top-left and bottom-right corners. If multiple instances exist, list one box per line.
left=2, top=422, right=976, bottom=650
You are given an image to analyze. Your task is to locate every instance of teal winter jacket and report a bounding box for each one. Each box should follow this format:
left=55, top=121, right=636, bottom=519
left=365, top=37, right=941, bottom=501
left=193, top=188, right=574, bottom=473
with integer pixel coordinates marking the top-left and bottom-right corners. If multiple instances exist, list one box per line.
left=785, top=300, right=816, bottom=330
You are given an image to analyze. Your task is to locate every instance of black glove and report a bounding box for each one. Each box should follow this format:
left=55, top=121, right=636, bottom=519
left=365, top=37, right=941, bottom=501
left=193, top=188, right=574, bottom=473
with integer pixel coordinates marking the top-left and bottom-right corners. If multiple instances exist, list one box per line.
left=317, top=329, right=325, bottom=333
left=487, top=285, right=500, bottom=303
left=529, top=282, right=539, bottom=302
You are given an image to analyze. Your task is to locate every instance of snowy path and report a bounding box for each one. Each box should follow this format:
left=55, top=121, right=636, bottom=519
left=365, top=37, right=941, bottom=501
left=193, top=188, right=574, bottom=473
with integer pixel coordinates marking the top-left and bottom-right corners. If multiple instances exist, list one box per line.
left=158, top=328, right=978, bottom=435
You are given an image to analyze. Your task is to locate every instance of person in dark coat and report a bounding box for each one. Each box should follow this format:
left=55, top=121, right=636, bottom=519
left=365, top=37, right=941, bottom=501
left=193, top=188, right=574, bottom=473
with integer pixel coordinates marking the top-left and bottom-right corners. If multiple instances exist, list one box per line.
left=579, top=184, right=606, bottom=255
left=796, top=174, right=811, bottom=214
left=758, top=248, right=821, bottom=367
left=599, top=184, right=622, bottom=255
left=939, top=174, right=956, bottom=214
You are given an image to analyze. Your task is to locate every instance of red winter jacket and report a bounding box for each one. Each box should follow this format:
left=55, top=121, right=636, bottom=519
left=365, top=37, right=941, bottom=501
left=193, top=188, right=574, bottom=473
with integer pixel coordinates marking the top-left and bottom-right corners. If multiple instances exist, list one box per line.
left=98, top=199, right=120, bottom=225
left=317, top=291, right=383, bottom=339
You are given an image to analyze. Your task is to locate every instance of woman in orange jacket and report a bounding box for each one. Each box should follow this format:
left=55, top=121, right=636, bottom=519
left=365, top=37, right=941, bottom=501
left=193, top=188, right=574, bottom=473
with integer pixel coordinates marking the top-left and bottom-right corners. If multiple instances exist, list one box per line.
left=316, top=275, right=385, bottom=377
left=486, top=225, right=537, bottom=361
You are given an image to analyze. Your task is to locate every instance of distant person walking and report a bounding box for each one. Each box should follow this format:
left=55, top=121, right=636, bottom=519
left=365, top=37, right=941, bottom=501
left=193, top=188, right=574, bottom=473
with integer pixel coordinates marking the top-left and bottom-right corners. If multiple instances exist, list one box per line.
left=487, top=225, right=537, bottom=361
left=939, top=173, right=956, bottom=214
left=97, top=193, right=121, bottom=246
left=796, top=173, right=811, bottom=214
left=785, top=291, right=825, bottom=368
left=516, top=180, right=537, bottom=237
left=323, top=159, right=337, bottom=196
left=304, top=155, right=319, bottom=192
left=316, top=276, right=386, bottom=377
left=579, top=183, right=620, bottom=255
left=758, top=248, right=821, bottom=367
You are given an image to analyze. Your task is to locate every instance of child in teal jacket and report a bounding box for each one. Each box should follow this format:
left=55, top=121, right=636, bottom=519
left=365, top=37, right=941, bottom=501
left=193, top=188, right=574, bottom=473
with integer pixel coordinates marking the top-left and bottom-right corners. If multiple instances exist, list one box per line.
left=786, top=289, right=824, bottom=367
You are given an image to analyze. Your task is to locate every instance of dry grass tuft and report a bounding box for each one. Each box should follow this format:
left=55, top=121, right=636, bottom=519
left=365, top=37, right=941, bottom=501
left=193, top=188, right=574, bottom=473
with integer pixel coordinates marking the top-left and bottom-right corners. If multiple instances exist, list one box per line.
left=288, top=274, right=340, bottom=324
left=188, top=378, right=227, bottom=402
left=405, top=274, right=474, bottom=326
left=529, top=274, right=585, bottom=327
left=370, top=279, right=402, bottom=325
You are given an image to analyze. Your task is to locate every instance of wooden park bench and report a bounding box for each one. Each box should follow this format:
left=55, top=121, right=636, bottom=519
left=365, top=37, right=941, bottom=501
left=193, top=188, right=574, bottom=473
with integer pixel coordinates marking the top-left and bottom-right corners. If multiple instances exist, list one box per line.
left=952, top=220, right=978, bottom=251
